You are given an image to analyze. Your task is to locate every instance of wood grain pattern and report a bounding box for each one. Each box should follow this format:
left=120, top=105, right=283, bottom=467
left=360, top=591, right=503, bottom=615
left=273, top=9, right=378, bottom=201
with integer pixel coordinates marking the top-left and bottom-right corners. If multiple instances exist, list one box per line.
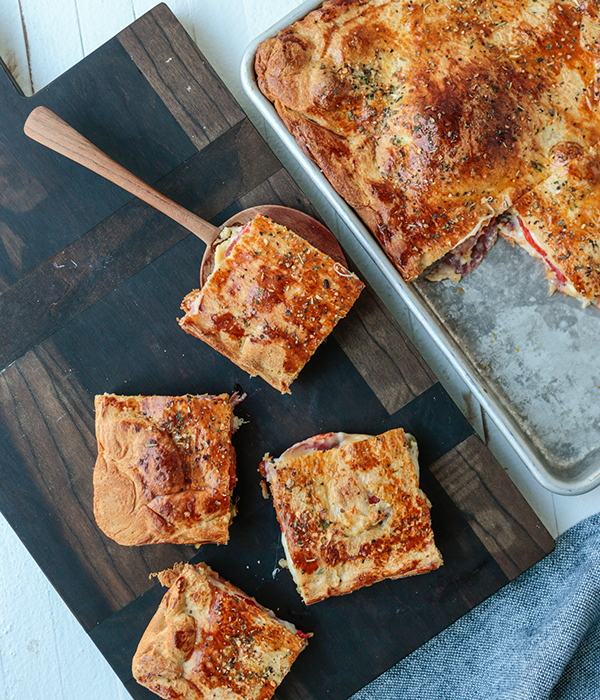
left=219, top=168, right=322, bottom=225
left=0, top=342, right=199, bottom=628
left=1, top=42, right=198, bottom=289
left=430, top=434, right=555, bottom=580
left=334, top=287, right=436, bottom=414
left=90, top=429, right=514, bottom=700
left=118, top=3, right=244, bottom=146
left=24, top=106, right=220, bottom=245
left=0, top=118, right=281, bottom=371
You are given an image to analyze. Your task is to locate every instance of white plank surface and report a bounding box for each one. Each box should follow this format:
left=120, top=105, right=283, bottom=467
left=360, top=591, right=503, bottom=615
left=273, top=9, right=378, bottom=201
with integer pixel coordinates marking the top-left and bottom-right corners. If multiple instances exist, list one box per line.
left=17, top=0, right=84, bottom=92
left=0, top=0, right=599, bottom=698
left=0, top=513, right=129, bottom=700
left=0, top=0, right=32, bottom=94
left=77, top=0, right=134, bottom=55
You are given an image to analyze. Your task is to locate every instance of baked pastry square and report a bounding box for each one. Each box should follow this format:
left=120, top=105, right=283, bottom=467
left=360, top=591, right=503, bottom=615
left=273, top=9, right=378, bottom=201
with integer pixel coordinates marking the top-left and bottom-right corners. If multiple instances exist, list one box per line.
left=93, top=393, right=237, bottom=546
left=499, top=143, right=600, bottom=307
left=256, top=0, right=600, bottom=290
left=261, top=429, right=443, bottom=605
left=179, top=214, right=364, bottom=393
left=132, top=562, right=308, bottom=700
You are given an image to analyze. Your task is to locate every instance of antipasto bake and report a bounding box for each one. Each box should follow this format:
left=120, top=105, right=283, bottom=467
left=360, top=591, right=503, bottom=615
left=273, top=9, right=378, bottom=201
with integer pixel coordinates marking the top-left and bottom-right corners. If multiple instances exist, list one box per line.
left=256, top=0, right=600, bottom=306
left=261, top=429, right=443, bottom=605
left=132, top=562, right=308, bottom=700
left=179, top=214, right=364, bottom=393
left=93, top=393, right=238, bottom=546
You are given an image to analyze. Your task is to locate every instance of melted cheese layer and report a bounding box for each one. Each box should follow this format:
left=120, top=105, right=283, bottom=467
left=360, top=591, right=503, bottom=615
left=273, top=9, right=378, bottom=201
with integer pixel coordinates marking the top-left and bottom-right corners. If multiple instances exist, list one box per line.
left=278, top=432, right=372, bottom=460
left=498, top=213, right=586, bottom=304
left=277, top=431, right=420, bottom=477
left=213, top=226, right=242, bottom=268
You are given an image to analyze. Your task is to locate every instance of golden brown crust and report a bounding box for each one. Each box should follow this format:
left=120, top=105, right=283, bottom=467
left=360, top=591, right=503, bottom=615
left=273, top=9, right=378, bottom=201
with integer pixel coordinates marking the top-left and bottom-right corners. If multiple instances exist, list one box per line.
left=509, top=144, right=600, bottom=302
left=178, top=215, right=364, bottom=393
left=255, top=0, right=600, bottom=282
left=93, top=394, right=236, bottom=546
left=132, top=563, right=307, bottom=700
left=264, top=429, right=442, bottom=605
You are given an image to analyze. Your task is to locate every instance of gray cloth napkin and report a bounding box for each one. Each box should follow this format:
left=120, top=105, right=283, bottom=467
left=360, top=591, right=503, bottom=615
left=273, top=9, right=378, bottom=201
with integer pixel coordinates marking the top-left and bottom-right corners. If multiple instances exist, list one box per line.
left=352, top=512, right=600, bottom=700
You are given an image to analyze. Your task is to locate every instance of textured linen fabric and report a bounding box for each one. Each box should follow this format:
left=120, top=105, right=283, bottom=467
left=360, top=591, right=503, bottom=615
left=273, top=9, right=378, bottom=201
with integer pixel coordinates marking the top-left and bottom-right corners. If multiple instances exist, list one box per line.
left=352, top=512, right=600, bottom=700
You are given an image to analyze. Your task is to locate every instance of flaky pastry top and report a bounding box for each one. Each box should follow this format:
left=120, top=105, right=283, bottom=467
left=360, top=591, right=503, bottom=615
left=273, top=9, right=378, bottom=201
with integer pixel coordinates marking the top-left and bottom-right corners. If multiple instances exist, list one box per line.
left=93, top=394, right=235, bottom=546
left=264, top=428, right=442, bottom=604
left=132, top=563, right=307, bottom=700
left=256, top=0, right=600, bottom=281
left=179, top=215, right=363, bottom=393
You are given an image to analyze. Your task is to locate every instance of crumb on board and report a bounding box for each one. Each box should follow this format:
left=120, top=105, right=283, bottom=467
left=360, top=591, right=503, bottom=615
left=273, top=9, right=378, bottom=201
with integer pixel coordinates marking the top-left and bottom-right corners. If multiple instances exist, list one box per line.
left=260, top=479, right=270, bottom=500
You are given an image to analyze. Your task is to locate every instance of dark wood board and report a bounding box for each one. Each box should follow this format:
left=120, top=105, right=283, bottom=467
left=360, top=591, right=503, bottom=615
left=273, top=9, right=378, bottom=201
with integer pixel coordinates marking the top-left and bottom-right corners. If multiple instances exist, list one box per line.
left=0, top=5, right=554, bottom=700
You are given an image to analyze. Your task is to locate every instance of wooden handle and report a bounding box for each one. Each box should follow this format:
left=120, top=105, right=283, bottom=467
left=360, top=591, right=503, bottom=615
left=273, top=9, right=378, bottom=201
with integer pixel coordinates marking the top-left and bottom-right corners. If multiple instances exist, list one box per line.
left=24, top=106, right=218, bottom=245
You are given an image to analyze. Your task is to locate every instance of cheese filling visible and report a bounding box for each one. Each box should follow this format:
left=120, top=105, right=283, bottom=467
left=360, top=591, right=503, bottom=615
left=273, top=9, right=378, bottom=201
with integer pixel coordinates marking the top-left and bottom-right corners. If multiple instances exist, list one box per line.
left=404, top=432, right=420, bottom=481
left=425, top=204, right=497, bottom=282
left=213, top=225, right=243, bottom=268
left=277, top=432, right=372, bottom=460
left=498, top=212, right=587, bottom=306
left=281, top=531, right=303, bottom=589
left=426, top=219, right=499, bottom=282
left=275, top=430, right=421, bottom=588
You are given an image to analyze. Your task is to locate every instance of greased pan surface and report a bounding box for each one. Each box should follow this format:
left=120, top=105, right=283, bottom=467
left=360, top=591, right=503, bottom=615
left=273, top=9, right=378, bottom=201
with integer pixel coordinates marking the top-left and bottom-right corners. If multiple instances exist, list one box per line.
left=241, top=0, right=600, bottom=495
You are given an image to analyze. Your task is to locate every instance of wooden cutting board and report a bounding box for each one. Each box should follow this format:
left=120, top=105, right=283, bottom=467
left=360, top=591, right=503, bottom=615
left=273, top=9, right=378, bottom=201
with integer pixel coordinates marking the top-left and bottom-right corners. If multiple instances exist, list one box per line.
left=0, top=5, right=553, bottom=699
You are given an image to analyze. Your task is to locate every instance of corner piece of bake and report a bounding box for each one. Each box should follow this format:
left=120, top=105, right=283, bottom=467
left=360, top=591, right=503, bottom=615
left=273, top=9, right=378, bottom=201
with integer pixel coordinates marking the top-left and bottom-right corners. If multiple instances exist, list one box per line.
left=498, top=143, right=600, bottom=308
left=261, top=429, right=442, bottom=605
left=132, top=562, right=308, bottom=700
left=93, top=393, right=237, bottom=546
left=255, top=0, right=600, bottom=297
left=178, top=214, right=364, bottom=394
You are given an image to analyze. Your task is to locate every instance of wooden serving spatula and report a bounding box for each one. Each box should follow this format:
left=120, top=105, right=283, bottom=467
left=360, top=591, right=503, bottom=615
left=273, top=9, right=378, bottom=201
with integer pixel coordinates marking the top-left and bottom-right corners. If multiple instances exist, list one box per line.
left=23, top=106, right=347, bottom=286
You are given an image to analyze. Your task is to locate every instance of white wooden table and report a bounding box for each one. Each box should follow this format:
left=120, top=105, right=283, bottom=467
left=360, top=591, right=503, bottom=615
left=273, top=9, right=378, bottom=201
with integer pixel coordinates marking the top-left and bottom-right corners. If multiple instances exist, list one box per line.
left=0, top=1, right=599, bottom=698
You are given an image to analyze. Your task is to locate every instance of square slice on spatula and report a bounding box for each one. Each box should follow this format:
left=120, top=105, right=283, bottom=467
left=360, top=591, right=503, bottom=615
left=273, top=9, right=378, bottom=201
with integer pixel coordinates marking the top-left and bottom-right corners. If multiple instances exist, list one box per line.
left=179, top=214, right=364, bottom=393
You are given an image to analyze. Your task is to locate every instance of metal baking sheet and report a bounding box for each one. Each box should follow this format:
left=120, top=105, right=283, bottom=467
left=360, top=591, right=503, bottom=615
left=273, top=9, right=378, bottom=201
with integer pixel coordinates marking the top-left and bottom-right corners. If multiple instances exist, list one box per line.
left=240, top=0, right=600, bottom=495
